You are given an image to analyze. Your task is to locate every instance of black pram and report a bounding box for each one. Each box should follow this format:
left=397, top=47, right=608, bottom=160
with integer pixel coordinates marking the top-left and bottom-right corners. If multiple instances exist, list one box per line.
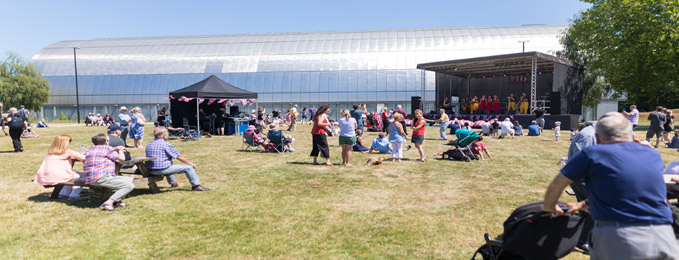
left=441, top=128, right=480, bottom=161
left=471, top=201, right=589, bottom=260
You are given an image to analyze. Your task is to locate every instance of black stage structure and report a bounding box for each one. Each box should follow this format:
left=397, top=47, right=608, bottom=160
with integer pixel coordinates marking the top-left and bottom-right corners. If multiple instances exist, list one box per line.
left=169, top=75, right=258, bottom=132
left=417, top=52, right=584, bottom=129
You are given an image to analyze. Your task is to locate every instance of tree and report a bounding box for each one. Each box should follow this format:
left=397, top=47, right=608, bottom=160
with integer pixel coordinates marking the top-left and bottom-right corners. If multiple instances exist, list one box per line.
left=0, top=53, right=50, bottom=111
left=566, top=0, right=679, bottom=110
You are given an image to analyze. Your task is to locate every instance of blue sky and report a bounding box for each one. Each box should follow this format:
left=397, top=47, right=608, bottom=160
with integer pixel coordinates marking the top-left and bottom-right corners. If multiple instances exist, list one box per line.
left=0, top=0, right=591, bottom=61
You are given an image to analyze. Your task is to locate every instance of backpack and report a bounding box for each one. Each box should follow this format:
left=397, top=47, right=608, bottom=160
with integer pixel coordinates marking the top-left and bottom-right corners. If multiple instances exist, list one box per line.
left=9, top=114, right=24, bottom=130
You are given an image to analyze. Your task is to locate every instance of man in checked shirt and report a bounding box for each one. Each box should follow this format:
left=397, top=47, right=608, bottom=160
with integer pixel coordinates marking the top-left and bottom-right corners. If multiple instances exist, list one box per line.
left=84, top=134, right=134, bottom=211
left=145, top=127, right=210, bottom=191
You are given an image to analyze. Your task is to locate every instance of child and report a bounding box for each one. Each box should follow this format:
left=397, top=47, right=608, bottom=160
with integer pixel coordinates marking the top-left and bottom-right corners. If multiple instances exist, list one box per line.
left=353, top=129, right=370, bottom=152
left=471, top=136, right=493, bottom=160
left=570, top=128, right=578, bottom=141
left=491, top=119, right=500, bottom=137
left=554, top=121, right=561, bottom=141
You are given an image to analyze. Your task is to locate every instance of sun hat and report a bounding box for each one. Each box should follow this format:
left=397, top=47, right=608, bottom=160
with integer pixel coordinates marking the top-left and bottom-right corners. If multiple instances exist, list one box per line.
left=120, top=106, right=127, bottom=111
left=247, top=125, right=256, bottom=131
left=269, top=123, right=278, bottom=129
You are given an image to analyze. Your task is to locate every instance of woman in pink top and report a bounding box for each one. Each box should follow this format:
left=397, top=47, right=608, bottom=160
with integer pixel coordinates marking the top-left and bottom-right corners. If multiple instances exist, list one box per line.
left=34, top=135, right=86, bottom=200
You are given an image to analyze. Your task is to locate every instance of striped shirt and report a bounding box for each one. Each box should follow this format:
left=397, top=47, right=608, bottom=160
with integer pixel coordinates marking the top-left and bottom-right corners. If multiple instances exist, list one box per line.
left=84, top=145, right=119, bottom=184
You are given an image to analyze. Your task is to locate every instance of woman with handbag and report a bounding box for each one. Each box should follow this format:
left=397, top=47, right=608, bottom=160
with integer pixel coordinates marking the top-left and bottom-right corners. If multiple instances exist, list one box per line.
left=130, top=106, right=147, bottom=148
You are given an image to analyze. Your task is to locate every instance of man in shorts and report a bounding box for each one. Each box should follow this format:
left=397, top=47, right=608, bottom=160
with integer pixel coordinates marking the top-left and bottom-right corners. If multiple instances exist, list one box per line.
left=646, top=106, right=666, bottom=148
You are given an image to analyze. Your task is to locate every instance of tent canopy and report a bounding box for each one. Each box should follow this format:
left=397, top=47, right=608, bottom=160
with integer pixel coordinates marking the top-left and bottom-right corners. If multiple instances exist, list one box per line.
left=169, top=75, right=257, bottom=99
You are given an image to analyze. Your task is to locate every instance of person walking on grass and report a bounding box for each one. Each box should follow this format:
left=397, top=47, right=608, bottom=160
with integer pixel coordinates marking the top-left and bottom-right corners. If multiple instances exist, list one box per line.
left=434, top=108, right=450, bottom=140
left=5, top=107, right=28, bottom=152
left=388, top=113, right=407, bottom=162
left=311, top=105, right=332, bottom=166
left=411, top=109, right=427, bottom=162
left=117, top=106, right=131, bottom=147
left=646, top=106, right=666, bottom=148
left=338, top=109, right=357, bottom=166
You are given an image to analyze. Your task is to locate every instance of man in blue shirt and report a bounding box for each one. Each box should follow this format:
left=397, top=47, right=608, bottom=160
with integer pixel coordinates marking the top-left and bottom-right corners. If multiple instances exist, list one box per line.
left=145, top=127, right=210, bottom=191
left=542, top=112, right=679, bottom=259
left=365, top=133, right=392, bottom=154
left=527, top=120, right=540, bottom=136
left=117, top=106, right=132, bottom=147
left=350, top=104, right=366, bottom=137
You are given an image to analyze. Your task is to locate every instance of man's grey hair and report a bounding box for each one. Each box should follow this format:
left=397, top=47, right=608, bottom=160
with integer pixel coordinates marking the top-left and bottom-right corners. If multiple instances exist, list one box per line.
left=630, top=104, right=637, bottom=109
left=154, top=127, right=169, bottom=140
left=397, top=105, right=402, bottom=109
left=8, top=107, right=17, bottom=113
left=596, top=112, right=632, bottom=143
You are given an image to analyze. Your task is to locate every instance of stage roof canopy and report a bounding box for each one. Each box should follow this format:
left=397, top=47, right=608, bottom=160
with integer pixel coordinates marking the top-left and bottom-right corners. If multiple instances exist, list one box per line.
left=416, top=52, right=581, bottom=78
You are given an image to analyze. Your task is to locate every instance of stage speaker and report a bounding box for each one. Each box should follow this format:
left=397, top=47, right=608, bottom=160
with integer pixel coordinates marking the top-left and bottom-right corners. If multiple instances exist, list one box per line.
left=549, top=92, right=561, bottom=115
left=411, top=96, right=421, bottom=116
left=230, top=106, right=240, bottom=116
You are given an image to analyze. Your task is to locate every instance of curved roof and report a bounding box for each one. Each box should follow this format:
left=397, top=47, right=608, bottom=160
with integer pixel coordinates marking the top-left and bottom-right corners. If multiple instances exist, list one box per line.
left=30, top=24, right=568, bottom=77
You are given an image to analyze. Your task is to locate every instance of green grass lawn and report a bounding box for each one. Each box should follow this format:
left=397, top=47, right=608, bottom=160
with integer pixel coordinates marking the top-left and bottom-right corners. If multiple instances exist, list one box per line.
left=1, top=123, right=677, bottom=259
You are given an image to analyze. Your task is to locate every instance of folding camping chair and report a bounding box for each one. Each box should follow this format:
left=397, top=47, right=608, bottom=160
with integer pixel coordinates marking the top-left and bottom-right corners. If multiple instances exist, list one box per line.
left=266, top=130, right=288, bottom=153
left=242, top=132, right=262, bottom=152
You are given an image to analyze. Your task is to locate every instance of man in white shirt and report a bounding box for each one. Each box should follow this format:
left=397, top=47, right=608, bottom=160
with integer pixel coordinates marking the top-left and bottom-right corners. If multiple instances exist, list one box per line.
left=499, top=118, right=514, bottom=139
left=622, top=104, right=639, bottom=130
left=481, top=119, right=491, bottom=136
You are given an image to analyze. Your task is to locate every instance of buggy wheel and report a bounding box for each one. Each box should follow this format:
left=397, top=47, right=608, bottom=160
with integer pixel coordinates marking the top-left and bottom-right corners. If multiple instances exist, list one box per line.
left=464, top=157, right=470, bottom=162
left=474, top=155, right=480, bottom=160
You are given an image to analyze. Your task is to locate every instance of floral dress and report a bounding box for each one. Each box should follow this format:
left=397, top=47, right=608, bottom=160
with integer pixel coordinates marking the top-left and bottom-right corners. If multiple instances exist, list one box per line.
left=130, top=113, right=145, bottom=139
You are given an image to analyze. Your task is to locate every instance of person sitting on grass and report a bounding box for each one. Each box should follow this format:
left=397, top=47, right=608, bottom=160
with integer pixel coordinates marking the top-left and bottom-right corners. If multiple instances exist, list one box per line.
left=666, top=130, right=679, bottom=148
left=84, top=133, right=133, bottom=211
left=499, top=118, right=514, bottom=139
left=364, top=133, right=393, bottom=154
left=37, top=118, right=49, bottom=128
left=527, top=120, right=541, bottom=136
left=481, top=119, right=491, bottom=136
left=513, top=120, right=523, bottom=136
left=471, top=136, right=493, bottom=160
left=21, top=123, right=39, bottom=138
left=353, top=129, right=370, bottom=152
left=145, top=127, right=210, bottom=191
left=34, top=135, right=86, bottom=201
left=102, top=113, right=114, bottom=125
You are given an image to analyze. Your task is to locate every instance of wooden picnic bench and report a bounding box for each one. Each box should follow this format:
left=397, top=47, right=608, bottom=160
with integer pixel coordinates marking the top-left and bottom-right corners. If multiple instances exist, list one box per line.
left=115, top=156, right=162, bottom=193
left=44, top=157, right=162, bottom=200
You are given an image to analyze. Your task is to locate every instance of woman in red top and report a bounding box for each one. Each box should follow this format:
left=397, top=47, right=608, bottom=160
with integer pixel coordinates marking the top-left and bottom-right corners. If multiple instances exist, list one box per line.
left=311, top=105, right=332, bottom=166
left=479, top=95, right=487, bottom=115
left=381, top=107, right=390, bottom=132
left=492, top=95, right=501, bottom=114
left=412, top=109, right=427, bottom=162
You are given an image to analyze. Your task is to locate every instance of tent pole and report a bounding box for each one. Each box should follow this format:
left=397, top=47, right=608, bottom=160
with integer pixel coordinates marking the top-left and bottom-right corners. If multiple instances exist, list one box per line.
left=196, top=98, right=200, bottom=133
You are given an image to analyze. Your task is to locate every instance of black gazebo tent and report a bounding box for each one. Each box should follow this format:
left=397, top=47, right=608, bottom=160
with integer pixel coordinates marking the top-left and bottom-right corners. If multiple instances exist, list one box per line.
left=169, top=75, right=258, bottom=131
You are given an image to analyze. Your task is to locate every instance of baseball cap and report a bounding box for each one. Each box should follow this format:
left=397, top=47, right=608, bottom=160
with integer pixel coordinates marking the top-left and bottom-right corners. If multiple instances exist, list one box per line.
left=107, top=124, right=122, bottom=132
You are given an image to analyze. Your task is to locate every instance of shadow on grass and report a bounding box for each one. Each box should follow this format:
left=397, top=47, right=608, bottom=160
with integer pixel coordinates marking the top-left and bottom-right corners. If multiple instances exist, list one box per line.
left=286, top=161, right=316, bottom=165
left=27, top=188, right=178, bottom=209
left=0, top=151, right=19, bottom=154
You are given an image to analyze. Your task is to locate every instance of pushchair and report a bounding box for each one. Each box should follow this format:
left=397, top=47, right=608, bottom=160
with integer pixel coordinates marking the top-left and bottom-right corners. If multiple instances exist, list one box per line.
left=471, top=201, right=589, bottom=260
left=441, top=128, right=480, bottom=161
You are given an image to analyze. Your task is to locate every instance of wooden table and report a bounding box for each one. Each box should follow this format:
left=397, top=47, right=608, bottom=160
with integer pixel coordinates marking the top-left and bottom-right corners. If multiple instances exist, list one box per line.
left=116, top=157, right=163, bottom=193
